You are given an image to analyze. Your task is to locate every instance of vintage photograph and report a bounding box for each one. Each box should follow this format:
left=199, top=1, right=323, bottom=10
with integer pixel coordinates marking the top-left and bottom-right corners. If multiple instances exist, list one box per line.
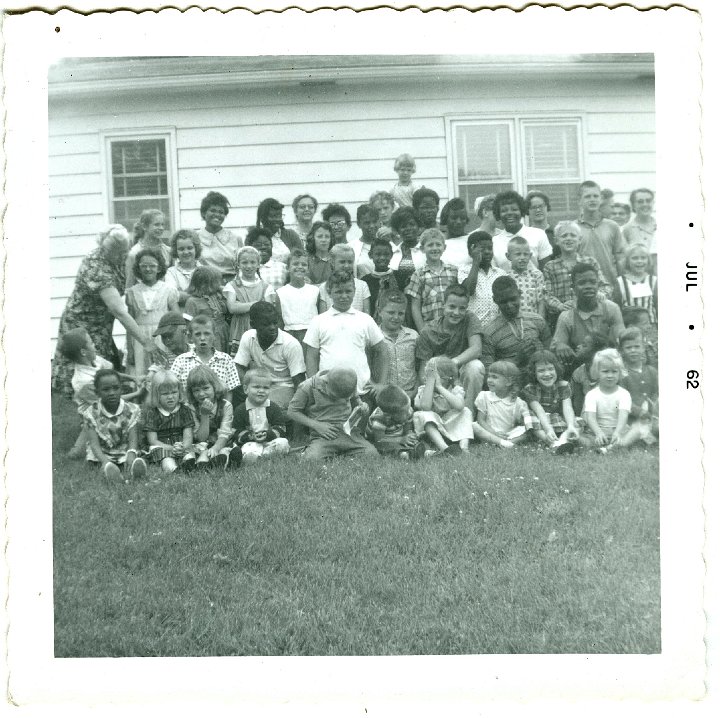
left=48, top=52, right=660, bottom=656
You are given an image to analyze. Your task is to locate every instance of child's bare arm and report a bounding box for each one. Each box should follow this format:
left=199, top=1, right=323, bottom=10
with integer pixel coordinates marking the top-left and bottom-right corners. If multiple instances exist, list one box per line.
left=435, top=383, right=464, bottom=412
left=415, top=375, right=435, bottom=411
left=612, top=409, right=630, bottom=443
left=585, top=412, right=608, bottom=445
left=472, top=414, right=508, bottom=447
left=182, top=427, right=194, bottom=451
left=86, top=425, right=111, bottom=466
left=147, top=431, right=172, bottom=449
left=529, top=399, right=555, bottom=440
left=305, top=346, right=320, bottom=377
left=560, top=397, right=578, bottom=433
left=410, top=296, right=424, bottom=333
left=224, top=291, right=255, bottom=315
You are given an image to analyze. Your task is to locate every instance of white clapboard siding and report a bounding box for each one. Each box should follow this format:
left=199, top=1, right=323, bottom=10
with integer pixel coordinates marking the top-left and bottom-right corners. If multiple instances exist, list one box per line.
left=49, top=68, right=655, bottom=349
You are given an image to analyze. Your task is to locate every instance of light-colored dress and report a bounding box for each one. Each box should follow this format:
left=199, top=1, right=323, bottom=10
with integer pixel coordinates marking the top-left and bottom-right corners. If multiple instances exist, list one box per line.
left=165, top=263, right=196, bottom=296
left=125, top=280, right=179, bottom=376
left=413, top=384, right=474, bottom=442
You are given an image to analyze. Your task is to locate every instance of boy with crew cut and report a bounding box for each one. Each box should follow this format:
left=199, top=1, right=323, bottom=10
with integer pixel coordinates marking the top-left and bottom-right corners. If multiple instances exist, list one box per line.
left=318, top=244, right=371, bottom=313
left=286, top=367, right=378, bottom=460
left=505, top=235, right=546, bottom=318
left=377, top=291, right=419, bottom=400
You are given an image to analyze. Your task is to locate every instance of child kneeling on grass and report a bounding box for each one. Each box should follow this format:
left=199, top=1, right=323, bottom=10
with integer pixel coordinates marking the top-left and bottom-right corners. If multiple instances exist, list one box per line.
left=286, top=367, right=378, bottom=461
left=82, top=368, right=147, bottom=481
left=186, top=365, right=234, bottom=470
left=144, top=369, right=196, bottom=473
left=367, top=384, right=424, bottom=460
left=413, top=357, right=473, bottom=456
left=522, top=349, right=580, bottom=453
left=229, top=367, right=289, bottom=465
left=472, top=360, right=534, bottom=449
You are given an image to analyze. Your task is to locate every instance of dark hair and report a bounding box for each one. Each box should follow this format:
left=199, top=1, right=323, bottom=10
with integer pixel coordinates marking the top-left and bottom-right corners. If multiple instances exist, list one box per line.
left=248, top=300, right=278, bottom=328
left=629, top=188, right=655, bottom=211
left=356, top=204, right=379, bottom=224
left=440, top=198, right=468, bottom=225
left=93, top=368, right=120, bottom=390
left=326, top=270, right=355, bottom=292
left=492, top=275, right=520, bottom=297
left=189, top=312, right=215, bottom=332
left=622, top=305, right=651, bottom=326
left=525, top=190, right=551, bottom=213
left=200, top=191, right=230, bottom=218
left=493, top=191, right=527, bottom=220
left=187, top=266, right=222, bottom=297
left=292, top=193, right=318, bottom=214
left=600, top=188, right=615, bottom=201
left=390, top=206, right=421, bottom=233
left=133, top=248, right=167, bottom=281
left=476, top=194, right=496, bottom=217
left=186, top=364, right=227, bottom=407
left=412, top=187, right=440, bottom=210
left=578, top=180, right=601, bottom=197
left=526, top=350, right=563, bottom=384
left=369, top=238, right=393, bottom=255
left=369, top=190, right=394, bottom=207
left=376, top=384, right=410, bottom=413
left=378, top=290, right=407, bottom=311
left=305, top=221, right=335, bottom=256
left=467, top=230, right=493, bottom=250
left=132, top=208, right=164, bottom=245
left=245, top=226, right=273, bottom=247
left=256, top=198, right=283, bottom=227
left=618, top=326, right=645, bottom=347
left=58, top=327, right=90, bottom=362
left=170, top=229, right=202, bottom=260
left=570, top=262, right=598, bottom=284
left=287, top=248, right=309, bottom=266
left=444, top=283, right=469, bottom=301
left=321, top=203, right=352, bottom=227
left=611, top=202, right=631, bottom=215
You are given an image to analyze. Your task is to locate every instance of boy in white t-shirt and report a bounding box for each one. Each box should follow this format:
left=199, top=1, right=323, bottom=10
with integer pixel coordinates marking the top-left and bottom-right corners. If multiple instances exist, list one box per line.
left=318, top=244, right=371, bottom=314
left=275, top=249, right=320, bottom=351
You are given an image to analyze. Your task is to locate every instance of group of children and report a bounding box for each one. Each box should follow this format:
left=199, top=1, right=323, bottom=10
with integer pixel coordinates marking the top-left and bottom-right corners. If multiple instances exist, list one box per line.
left=56, top=156, right=659, bottom=478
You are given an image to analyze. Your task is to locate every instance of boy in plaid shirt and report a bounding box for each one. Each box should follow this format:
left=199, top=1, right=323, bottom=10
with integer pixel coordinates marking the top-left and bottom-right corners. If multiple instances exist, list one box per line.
left=505, top=236, right=546, bottom=318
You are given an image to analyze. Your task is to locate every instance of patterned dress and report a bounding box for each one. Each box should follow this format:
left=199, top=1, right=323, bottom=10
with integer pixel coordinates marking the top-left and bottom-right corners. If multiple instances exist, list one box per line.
left=521, top=381, right=572, bottom=433
left=82, top=399, right=141, bottom=464
left=52, top=246, right=126, bottom=397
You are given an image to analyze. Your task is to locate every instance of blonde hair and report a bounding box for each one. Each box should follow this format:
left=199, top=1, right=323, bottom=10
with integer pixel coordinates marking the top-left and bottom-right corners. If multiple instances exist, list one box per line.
left=148, top=369, right=184, bottom=408
left=589, top=348, right=628, bottom=381
left=394, top=153, right=416, bottom=172
left=186, top=365, right=227, bottom=408
left=554, top=220, right=582, bottom=238
left=622, top=242, right=650, bottom=273
left=97, top=224, right=129, bottom=248
left=426, top=356, right=458, bottom=386
left=236, top=245, right=261, bottom=264
left=419, top=228, right=446, bottom=248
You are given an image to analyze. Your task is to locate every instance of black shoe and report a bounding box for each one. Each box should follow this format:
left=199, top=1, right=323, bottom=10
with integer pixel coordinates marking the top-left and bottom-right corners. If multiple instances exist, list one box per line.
left=228, top=446, right=243, bottom=467
left=209, top=453, right=229, bottom=470
left=181, top=454, right=196, bottom=472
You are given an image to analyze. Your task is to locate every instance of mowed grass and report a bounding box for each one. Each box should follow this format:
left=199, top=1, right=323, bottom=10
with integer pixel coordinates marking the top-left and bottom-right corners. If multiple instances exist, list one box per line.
left=52, top=393, right=660, bottom=656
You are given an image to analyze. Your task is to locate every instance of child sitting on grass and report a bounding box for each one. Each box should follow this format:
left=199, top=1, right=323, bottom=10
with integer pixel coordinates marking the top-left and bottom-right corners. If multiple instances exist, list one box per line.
left=367, top=384, right=424, bottom=459
left=186, top=365, right=234, bottom=470
left=618, top=327, right=659, bottom=445
left=579, top=348, right=639, bottom=451
left=275, top=249, right=320, bottom=348
left=286, top=367, right=377, bottom=461
left=522, top=350, right=580, bottom=453
left=622, top=305, right=658, bottom=369
left=472, top=360, right=534, bottom=449
left=505, top=236, right=546, bottom=318
left=144, top=369, right=196, bottom=473
left=82, top=368, right=147, bottom=481
left=413, top=357, right=473, bottom=456
left=59, top=327, right=137, bottom=458
left=570, top=331, right=611, bottom=417
left=390, top=152, right=417, bottom=209
left=405, top=228, right=458, bottom=331
left=230, top=367, right=289, bottom=465
left=360, top=239, right=400, bottom=317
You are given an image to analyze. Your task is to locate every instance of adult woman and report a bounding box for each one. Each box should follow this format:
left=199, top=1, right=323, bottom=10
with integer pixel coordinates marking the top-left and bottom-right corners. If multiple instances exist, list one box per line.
left=622, top=188, right=657, bottom=271
left=256, top=197, right=303, bottom=265
left=197, top=191, right=242, bottom=283
left=525, top=190, right=559, bottom=258
left=126, top=209, right=172, bottom=288
left=291, top=193, right=318, bottom=242
left=52, top=225, right=159, bottom=397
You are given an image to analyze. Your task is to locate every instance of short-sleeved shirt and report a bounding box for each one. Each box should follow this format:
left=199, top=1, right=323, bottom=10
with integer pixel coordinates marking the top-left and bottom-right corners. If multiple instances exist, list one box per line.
left=551, top=299, right=624, bottom=353
left=474, top=391, right=533, bottom=436
left=275, top=283, right=320, bottom=330
left=577, top=217, right=627, bottom=284
left=165, top=263, right=196, bottom=294
left=583, top=386, right=632, bottom=432
left=349, top=239, right=374, bottom=278
left=493, top=225, right=554, bottom=271
left=304, top=307, right=385, bottom=393
left=382, top=326, right=419, bottom=396
left=481, top=312, right=550, bottom=368
left=416, top=313, right=483, bottom=363
left=404, top=263, right=459, bottom=323
left=170, top=349, right=241, bottom=391
left=620, top=365, right=659, bottom=406
left=521, top=380, right=571, bottom=416
left=542, top=255, right=611, bottom=313
left=72, top=357, right=114, bottom=410
left=622, top=218, right=657, bottom=255
left=190, top=398, right=234, bottom=443
left=197, top=228, right=243, bottom=280
left=234, top=329, right=306, bottom=390
left=82, top=398, right=141, bottom=463
left=506, top=265, right=546, bottom=315
left=258, top=259, right=288, bottom=291
left=287, top=371, right=355, bottom=434
left=319, top=277, right=371, bottom=313
left=143, top=403, right=195, bottom=444
left=457, top=264, right=506, bottom=328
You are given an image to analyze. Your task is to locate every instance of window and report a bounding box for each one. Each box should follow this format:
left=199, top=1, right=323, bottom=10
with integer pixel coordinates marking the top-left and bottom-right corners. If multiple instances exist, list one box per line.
left=448, top=117, right=583, bottom=221
left=103, top=131, right=177, bottom=235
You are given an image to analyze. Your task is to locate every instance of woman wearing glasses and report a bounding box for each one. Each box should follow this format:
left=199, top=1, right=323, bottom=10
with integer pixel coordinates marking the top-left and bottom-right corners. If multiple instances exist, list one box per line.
left=255, top=197, right=304, bottom=265
left=321, top=203, right=353, bottom=247
left=291, top=193, right=318, bottom=242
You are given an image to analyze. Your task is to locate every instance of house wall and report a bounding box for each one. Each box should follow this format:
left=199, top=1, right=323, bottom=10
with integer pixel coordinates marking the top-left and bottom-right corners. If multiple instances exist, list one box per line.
left=49, top=73, right=655, bottom=349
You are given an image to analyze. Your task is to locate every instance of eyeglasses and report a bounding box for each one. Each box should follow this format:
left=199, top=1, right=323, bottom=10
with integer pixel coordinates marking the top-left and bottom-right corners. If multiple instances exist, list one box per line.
left=329, top=220, right=347, bottom=228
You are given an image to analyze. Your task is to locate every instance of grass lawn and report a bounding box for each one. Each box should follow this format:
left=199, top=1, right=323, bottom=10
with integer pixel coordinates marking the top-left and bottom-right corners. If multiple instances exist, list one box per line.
left=52, top=392, right=660, bottom=656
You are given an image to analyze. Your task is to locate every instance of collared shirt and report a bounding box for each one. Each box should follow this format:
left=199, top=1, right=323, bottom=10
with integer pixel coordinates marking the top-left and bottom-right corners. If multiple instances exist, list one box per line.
left=474, top=391, right=533, bottom=436
left=506, top=265, right=546, bottom=315
left=258, top=259, right=288, bottom=291
left=416, top=313, right=483, bottom=363
left=457, top=263, right=506, bottom=328
left=551, top=298, right=625, bottom=352
left=288, top=371, right=356, bottom=433
left=577, top=217, right=627, bottom=284
left=493, top=224, right=554, bottom=271
left=197, top=227, right=243, bottom=280
left=319, top=277, right=371, bottom=313
left=542, top=255, right=612, bottom=313
left=622, top=217, right=657, bottom=255
left=165, top=263, right=196, bottom=294
left=170, top=349, right=241, bottom=391
left=349, top=238, right=374, bottom=278
left=307, top=255, right=332, bottom=286
left=481, top=312, right=550, bottom=368
left=82, top=398, right=141, bottom=463
left=304, top=307, right=385, bottom=393
left=404, top=263, right=459, bottom=323
left=234, top=329, right=305, bottom=389
left=382, top=326, right=419, bottom=396
left=246, top=398, right=271, bottom=433
left=71, top=356, right=114, bottom=409
left=620, top=364, right=659, bottom=411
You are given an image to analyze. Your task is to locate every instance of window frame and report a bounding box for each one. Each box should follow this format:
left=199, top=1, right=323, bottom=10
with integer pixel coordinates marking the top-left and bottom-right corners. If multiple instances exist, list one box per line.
left=444, top=113, right=586, bottom=212
left=100, top=127, right=179, bottom=233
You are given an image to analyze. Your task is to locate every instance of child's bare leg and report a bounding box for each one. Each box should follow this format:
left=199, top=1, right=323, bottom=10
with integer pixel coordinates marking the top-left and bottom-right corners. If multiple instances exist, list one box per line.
left=459, top=439, right=470, bottom=451
left=424, top=424, right=449, bottom=452
left=509, top=431, right=528, bottom=446
left=615, top=424, right=643, bottom=448
left=68, top=426, right=87, bottom=458
left=472, top=422, right=513, bottom=448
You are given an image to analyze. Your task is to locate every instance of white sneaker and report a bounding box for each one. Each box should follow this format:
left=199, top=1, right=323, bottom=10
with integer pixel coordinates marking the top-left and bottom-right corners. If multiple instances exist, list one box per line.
left=103, top=462, right=122, bottom=481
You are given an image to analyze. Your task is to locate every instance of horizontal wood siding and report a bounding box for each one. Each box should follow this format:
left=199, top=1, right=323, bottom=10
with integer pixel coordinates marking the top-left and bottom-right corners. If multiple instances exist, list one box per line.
left=49, top=72, right=654, bottom=351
